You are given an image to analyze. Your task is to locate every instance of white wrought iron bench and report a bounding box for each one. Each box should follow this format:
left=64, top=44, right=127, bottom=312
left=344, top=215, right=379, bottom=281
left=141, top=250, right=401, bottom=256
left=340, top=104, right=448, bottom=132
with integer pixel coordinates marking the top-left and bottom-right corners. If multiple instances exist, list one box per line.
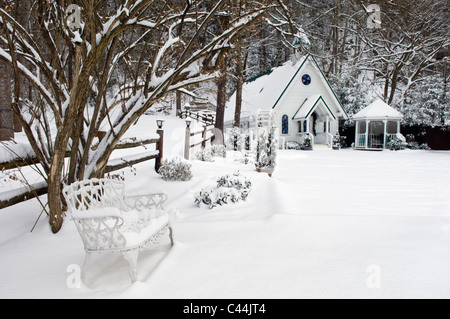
left=62, top=178, right=174, bottom=283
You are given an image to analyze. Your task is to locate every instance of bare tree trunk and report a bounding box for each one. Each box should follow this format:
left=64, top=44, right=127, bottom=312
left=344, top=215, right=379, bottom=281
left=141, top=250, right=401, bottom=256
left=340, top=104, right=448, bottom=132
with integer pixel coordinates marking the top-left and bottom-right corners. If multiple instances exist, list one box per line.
left=176, top=91, right=182, bottom=117
left=0, top=61, right=13, bottom=141
left=234, top=77, right=243, bottom=128
left=48, top=45, right=85, bottom=233
left=215, top=62, right=227, bottom=143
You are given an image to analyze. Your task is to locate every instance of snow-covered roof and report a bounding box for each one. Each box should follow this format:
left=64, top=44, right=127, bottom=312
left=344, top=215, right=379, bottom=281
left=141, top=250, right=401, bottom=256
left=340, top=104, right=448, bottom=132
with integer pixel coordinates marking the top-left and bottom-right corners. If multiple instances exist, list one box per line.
left=225, top=57, right=308, bottom=123
left=292, top=95, right=336, bottom=120
left=353, top=99, right=403, bottom=120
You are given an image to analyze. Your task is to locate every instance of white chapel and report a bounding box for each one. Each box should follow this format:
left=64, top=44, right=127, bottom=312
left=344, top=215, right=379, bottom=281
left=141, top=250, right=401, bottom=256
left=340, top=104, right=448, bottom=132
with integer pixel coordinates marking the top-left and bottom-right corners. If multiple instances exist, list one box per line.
left=225, top=54, right=349, bottom=148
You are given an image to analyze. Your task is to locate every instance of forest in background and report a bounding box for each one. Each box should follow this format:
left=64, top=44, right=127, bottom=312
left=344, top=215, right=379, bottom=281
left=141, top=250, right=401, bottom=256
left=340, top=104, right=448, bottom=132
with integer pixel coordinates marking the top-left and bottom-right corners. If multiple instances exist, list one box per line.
left=223, top=0, right=449, bottom=127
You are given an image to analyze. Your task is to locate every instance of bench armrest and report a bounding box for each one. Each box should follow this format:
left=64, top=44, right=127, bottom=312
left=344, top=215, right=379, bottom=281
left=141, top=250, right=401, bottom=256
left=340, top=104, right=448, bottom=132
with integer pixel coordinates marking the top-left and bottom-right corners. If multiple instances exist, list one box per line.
left=71, top=214, right=127, bottom=251
left=121, top=193, right=168, bottom=212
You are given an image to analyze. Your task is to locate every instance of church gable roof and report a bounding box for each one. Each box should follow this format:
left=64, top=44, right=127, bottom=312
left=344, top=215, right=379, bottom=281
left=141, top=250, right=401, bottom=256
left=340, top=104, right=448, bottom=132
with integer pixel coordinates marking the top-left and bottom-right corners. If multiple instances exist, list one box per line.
left=292, top=95, right=337, bottom=120
left=271, top=55, right=348, bottom=120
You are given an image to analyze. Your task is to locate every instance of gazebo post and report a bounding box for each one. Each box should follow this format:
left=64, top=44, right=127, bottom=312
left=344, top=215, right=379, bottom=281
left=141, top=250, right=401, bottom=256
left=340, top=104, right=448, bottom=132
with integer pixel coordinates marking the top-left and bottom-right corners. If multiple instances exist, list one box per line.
left=383, top=120, right=388, bottom=149
left=365, top=120, right=370, bottom=149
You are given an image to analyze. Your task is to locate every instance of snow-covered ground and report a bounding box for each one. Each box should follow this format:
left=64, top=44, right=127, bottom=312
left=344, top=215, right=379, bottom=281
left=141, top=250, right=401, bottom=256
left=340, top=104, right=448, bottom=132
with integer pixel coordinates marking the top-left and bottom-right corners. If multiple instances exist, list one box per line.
left=1, top=115, right=450, bottom=299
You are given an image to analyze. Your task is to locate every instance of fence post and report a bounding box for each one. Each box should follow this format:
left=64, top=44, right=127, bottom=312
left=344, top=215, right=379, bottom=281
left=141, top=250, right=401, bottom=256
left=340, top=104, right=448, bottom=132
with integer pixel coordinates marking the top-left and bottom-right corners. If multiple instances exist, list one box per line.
left=202, top=125, right=207, bottom=148
left=155, top=120, right=164, bottom=172
left=184, top=120, right=192, bottom=160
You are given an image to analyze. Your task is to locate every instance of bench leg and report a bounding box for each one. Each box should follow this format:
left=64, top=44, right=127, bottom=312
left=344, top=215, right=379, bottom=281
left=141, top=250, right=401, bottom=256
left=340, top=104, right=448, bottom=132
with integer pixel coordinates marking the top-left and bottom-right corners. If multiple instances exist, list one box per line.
left=122, top=249, right=139, bottom=283
left=169, top=226, right=174, bottom=247
left=81, top=251, right=92, bottom=282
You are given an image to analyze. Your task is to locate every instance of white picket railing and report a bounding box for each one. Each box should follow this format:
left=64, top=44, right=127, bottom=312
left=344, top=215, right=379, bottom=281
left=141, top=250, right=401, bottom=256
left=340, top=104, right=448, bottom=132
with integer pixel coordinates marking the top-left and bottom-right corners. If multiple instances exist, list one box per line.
left=356, top=134, right=366, bottom=148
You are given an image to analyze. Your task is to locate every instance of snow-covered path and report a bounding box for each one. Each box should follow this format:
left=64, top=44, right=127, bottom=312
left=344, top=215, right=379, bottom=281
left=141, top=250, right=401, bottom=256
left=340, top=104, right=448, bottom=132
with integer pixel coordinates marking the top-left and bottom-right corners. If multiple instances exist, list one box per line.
left=1, top=148, right=450, bottom=299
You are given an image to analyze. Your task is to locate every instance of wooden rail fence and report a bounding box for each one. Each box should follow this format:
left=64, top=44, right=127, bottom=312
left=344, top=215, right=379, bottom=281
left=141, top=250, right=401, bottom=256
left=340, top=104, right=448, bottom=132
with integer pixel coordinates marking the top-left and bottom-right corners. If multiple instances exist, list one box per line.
left=179, top=110, right=215, bottom=126
left=0, top=121, right=165, bottom=209
left=184, top=122, right=215, bottom=160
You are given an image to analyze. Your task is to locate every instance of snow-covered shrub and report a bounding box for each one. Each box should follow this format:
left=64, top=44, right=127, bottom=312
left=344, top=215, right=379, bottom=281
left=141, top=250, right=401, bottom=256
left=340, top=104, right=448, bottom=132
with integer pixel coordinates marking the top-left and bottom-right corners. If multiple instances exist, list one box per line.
left=194, top=187, right=241, bottom=209
left=196, top=145, right=227, bottom=161
left=195, top=147, right=214, bottom=162
left=244, top=135, right=251, bottom=151
left=387, top=136, right=406, bottom=151
left=303, top=134, right=313, bottom=150
left=339, top=135, right=349, bottom=148
left=407, top=142, right=430, bottom=150
left=285, top=141, right=302, bottom=150
left=195, top=172, right=252, bottom=210
left=232, top=151, right=253, bottom=165
left=226, top=128, right=243, bottom=151
left=406, top=141, right=420, bottom=150
left=256, top=125, right=277, bottom=168
left=405, top=134, right=430, bottom=150
left=419, top=143, right=431, bottom=150
left=332, top=133, right=341, bottom=150
left=211, top=144, right=227, bottom=158
left=158, top=158, right=193, bottom=181
left=217, top=172, right=252, bottom=194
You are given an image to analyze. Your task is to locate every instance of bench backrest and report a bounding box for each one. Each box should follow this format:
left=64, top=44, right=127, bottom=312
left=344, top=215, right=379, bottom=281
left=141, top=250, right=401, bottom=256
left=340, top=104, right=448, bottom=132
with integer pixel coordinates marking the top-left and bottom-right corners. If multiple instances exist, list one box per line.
left=63, top=178, right=125, bottom=212
left=63, top=179, right=127, bottom=251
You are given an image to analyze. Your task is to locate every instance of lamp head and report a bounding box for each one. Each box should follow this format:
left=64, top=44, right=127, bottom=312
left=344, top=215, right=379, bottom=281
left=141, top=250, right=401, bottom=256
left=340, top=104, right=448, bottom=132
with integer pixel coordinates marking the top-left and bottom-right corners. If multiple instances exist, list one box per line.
left=156, top=119, right=164, bottom=129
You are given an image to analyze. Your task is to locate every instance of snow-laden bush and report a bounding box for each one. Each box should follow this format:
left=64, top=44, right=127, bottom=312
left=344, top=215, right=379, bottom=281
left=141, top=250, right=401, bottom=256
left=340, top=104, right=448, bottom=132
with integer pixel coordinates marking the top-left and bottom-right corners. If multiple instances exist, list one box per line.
left=211, top=145, right=227, bottom=158
left=226, top=127, right=243, bottom=151
left=195, top=147, right=214, bottom=162
left=217, top=172, right=252, bottom=193
left=196, top=145, right=227, bottom=161
left=285, top=141, right=302, bottom=150
left=256, top=126, right=277, bottom=168
left=332, top=133, right=341, bottom=150
left=405, top=134, right=431, bottom=150
left=406, top=142, right=431, bottom=150
left=303, top=134, right=313, bottom=150
left=158, top=158, right=193, bottom=181
left=195, top=172, right=252, bottom=210
left=387, top=136, right=406, bottom=151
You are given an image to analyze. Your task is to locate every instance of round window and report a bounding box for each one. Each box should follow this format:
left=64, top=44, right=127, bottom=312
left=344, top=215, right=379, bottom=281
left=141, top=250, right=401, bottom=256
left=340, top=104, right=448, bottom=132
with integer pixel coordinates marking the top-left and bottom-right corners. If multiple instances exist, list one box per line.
left=302, top=74, right=312, bottom=86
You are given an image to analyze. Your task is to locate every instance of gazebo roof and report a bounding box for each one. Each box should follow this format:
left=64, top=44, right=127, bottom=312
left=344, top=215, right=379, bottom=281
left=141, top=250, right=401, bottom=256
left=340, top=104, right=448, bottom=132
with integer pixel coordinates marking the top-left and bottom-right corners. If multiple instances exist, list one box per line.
left=353, top=99, right=403, bottom=120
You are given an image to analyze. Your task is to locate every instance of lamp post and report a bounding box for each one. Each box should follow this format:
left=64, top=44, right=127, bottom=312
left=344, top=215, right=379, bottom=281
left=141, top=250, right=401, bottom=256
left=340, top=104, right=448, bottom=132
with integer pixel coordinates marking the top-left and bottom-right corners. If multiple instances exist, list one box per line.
left=155, top=120, right=164, bottom=172
left=184, top=120, right=192, bottom=160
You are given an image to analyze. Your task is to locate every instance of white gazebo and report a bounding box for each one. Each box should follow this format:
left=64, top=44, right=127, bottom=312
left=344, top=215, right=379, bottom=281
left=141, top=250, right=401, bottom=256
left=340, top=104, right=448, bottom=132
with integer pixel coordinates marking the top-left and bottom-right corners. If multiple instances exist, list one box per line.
left=353, top=99, right=404, bottom=150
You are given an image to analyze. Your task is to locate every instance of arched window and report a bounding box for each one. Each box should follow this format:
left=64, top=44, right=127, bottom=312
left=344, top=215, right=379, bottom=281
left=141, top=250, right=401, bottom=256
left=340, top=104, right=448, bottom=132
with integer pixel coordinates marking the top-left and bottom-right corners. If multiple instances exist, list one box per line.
left=282, top=115, right=289, bottom=135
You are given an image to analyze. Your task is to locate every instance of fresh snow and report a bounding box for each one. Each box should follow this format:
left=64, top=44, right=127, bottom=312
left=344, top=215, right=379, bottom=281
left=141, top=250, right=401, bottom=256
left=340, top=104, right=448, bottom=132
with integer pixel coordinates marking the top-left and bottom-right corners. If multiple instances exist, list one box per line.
left=353, top=99, right=404, bottom=120
left=1, top=115, right=450, bottom=299
left=0, top=141, right=35, bottom=164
